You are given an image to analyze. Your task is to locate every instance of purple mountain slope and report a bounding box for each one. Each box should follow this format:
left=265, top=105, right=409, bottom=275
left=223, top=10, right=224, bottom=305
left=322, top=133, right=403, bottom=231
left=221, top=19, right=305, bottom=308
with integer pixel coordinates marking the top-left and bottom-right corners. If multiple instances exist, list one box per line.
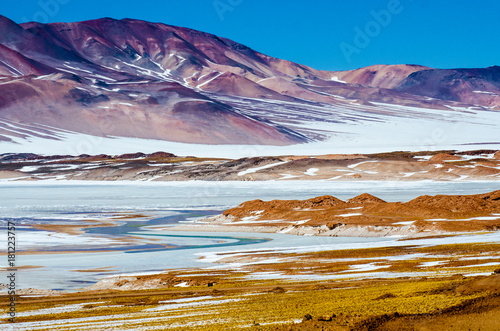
left=0, top=15, right=498, bottom=146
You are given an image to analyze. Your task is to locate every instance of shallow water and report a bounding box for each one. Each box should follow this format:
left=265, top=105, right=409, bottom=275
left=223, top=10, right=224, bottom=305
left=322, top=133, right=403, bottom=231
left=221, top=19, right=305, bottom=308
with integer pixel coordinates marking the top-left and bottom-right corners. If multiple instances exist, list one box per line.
left=2, top=180, right=499, bottom=217
left=1, top=181, right=499, bottom=290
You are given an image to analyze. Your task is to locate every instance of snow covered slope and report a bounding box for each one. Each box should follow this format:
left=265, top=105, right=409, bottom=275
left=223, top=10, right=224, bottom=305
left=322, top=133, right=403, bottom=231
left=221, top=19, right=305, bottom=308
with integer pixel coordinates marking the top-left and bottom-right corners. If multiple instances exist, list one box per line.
left=0, top=15, right=499, bottom=155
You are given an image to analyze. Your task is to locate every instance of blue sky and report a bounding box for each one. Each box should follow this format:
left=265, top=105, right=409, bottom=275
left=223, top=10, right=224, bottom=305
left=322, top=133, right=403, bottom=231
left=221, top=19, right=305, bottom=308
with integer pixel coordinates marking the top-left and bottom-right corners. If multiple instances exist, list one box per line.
left=2, top=0, right=499, bottom=71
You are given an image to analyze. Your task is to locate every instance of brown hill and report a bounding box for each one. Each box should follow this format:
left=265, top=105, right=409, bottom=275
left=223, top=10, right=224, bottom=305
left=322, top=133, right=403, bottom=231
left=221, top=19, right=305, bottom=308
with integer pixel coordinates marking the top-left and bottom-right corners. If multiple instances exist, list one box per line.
left=347, top=193, right=386, bottom=204
left=429, top=153, right=462, bottom=163
left=219, top=190, right=500, bottom=235
left=407, top=190, right=500, bottom=213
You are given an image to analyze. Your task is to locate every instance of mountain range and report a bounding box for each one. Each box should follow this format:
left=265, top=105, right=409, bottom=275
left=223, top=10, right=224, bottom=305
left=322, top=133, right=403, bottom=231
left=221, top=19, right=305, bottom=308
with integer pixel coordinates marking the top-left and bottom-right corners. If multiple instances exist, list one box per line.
left=0, top=15, right=499, bottom=148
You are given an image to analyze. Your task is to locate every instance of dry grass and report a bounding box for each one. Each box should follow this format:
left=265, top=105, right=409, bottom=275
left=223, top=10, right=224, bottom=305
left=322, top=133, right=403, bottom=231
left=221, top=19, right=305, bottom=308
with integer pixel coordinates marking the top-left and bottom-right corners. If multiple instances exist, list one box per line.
left=3, top=275, right=497, bottom=330
left=3, top=240, right=500, bottom=330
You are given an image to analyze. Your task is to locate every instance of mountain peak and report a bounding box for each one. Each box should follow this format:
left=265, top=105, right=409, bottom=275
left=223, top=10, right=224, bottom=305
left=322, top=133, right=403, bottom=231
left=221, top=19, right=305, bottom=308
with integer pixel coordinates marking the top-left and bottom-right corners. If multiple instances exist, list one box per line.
left=0, top=14, right=24, bottom=35
left=0, top=15, right=499, bottom=148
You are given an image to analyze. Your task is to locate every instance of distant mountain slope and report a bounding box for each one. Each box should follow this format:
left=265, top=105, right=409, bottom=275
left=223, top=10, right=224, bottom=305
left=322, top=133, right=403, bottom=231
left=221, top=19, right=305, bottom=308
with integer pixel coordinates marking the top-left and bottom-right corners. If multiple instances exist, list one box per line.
left=394, top=66, right=500, bottom=108
left=330, top=64, right=430, bottom=89
left=0, top=15, right=498, bottom=149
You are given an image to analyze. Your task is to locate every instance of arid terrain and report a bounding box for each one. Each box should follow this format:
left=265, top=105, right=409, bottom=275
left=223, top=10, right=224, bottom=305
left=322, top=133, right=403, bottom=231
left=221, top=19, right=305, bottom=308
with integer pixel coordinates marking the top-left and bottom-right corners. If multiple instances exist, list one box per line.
left=1, top=149, right=500, bottom=182
left=181, top=189, right=500, bottom=237
left=2, top=189, right=500, bottom=330
left=1, top=10, right=499, bottom=331
left=2, top=242, right=500, bottom=330
left=1, top=16, right=499, bottom=154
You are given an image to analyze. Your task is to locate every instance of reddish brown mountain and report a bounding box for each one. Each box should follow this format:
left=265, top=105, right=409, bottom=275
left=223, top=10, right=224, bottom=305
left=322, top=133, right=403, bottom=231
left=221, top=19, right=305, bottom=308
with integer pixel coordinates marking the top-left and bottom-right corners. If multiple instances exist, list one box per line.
left=330, top=64, right=429, bottom=89
left=0, top=15, right=498, bottom=147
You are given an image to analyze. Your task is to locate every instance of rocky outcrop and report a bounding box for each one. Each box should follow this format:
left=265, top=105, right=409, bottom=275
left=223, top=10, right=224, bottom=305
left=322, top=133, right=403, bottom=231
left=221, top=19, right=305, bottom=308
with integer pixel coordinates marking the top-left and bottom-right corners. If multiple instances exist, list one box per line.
left=1, top=150, right=499, bottom=182
left=210, top=190, right=500, bottom=237
left=429, top=153, right=462, bottom=163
